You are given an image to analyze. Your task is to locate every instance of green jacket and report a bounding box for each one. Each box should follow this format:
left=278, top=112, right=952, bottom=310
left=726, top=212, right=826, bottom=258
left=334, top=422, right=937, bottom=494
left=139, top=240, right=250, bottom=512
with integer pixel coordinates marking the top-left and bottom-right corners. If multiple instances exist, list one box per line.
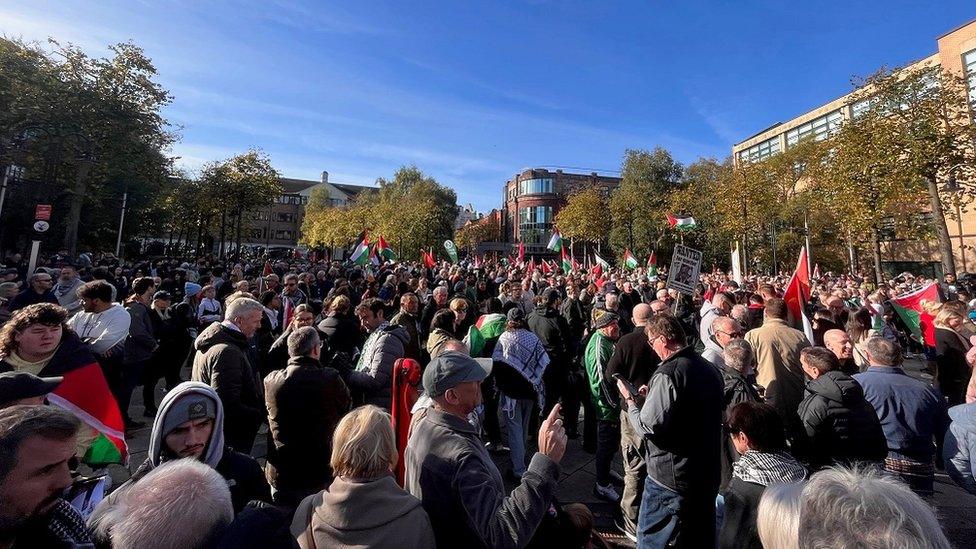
left=585, top=331, right=617, bottom=422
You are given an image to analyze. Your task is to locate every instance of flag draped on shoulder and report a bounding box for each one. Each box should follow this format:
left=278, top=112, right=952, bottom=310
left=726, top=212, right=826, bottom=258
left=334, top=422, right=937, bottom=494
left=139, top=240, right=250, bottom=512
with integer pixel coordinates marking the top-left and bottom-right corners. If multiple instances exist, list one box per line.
left=890, top=282, right=940, bottom=346
left=39, top=335, right=127, bottom=465
left=623, top=249, right=638, bottom=269
left=546, top=228, right=563, bottom=252
left=667, top=213, right=697, bottom=231
left=783, top=247, right=814, bottom=343
left=464, top=313, right=507, bottom=357
left=350, top=230, right=370, bottom=265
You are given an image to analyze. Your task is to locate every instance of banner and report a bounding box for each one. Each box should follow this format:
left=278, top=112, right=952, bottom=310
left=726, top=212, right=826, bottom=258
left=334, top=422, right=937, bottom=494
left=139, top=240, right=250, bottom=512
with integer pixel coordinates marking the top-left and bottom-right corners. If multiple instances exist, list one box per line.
left=443, top=240, right=459, bottom=263
left=731, top=242, right=743, bottom=284
left=666, top=244, right=702, bottom=295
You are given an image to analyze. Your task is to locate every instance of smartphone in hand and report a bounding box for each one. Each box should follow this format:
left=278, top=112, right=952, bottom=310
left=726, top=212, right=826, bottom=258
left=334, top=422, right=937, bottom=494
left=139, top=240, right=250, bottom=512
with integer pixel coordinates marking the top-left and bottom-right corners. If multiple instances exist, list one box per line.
left=611, top=373, right=640, bottom=401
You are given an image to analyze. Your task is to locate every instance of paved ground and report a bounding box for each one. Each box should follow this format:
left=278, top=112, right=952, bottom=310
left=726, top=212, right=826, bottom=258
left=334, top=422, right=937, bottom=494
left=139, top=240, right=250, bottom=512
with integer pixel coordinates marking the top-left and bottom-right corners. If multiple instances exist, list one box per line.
left=107, top=358, right=976, bottom=547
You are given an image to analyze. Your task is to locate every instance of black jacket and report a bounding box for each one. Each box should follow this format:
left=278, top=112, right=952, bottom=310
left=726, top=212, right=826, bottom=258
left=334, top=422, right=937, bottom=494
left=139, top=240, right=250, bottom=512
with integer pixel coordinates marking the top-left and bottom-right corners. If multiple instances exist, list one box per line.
left=526, top=305, right=571, bottom=365
left=419, top=300, right=444, bottom=344
left=936, top=327, right=971, bottom=406
left=718, top=478, right=764, bottom=549
left=191, top=323, right=265, bottom=452
left=129, top=446, right=271, bottom=513
left=605, top=328, right=660, bottom=404
left=794, top=370, right=888, bottom=470
left=317, top=313, right=362, bottom=356
left=720, top=368, right=763, bottom=489
left=8, top=288, right=58, bottom=312
left=263, top=356, right=352, bottom=504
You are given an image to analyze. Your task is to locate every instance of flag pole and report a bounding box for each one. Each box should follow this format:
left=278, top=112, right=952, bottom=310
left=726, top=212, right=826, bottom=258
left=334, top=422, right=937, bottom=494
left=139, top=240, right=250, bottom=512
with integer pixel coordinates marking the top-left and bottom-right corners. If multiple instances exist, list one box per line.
left=804, top=211, right=812, bottom=279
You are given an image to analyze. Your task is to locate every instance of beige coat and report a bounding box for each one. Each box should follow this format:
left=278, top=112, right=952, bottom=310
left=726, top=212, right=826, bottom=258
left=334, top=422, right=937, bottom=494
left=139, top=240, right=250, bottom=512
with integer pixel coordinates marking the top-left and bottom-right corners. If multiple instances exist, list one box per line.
left=745, top=318, right=810, bottom=420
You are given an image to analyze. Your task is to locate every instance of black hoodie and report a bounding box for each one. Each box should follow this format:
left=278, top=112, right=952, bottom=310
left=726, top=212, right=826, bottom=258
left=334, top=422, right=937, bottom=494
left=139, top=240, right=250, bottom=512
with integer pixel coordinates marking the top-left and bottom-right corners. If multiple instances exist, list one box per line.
left=794, top=369, right=888, bottom=470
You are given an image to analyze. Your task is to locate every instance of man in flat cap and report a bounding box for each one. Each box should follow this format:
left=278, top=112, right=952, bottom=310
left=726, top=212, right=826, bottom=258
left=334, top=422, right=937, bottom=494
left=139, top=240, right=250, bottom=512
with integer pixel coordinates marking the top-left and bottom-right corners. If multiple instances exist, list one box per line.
left=405, top=351, right=567, bottom=549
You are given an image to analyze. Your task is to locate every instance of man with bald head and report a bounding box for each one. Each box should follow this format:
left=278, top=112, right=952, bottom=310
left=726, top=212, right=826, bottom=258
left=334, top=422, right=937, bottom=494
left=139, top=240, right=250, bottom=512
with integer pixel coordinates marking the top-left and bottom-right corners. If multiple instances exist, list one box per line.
left=823, top=329, right=858, bottom=375
left=605, top=303, right=660, bottom=540
left=702, top=316, right=745, bottom=369
left=700, top=292, right=734, bottom=361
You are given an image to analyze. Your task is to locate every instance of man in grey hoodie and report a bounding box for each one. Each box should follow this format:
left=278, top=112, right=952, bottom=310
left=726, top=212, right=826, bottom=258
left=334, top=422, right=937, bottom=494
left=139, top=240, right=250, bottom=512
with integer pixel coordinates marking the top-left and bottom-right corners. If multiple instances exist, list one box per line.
left=89, top=381, right=270, bottom=532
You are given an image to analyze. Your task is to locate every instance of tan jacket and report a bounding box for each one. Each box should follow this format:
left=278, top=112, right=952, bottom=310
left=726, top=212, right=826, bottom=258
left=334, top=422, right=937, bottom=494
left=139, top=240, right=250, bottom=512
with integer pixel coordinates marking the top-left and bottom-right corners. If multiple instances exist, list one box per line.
left=745, top=318, right=810, bottom=419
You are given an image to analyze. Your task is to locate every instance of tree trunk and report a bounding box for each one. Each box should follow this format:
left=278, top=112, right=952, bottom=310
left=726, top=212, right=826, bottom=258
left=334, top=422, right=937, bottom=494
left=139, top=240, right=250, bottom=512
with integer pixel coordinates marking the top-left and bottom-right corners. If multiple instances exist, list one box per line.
left=62, top=162, right=93, bottom=255
left=219, top=208, right=227, bottom=259
left=926, top=175, right=956, bottom=277
left=871, top=228, right=883, bottom=285
left=234, top=208, right=243, bottom=260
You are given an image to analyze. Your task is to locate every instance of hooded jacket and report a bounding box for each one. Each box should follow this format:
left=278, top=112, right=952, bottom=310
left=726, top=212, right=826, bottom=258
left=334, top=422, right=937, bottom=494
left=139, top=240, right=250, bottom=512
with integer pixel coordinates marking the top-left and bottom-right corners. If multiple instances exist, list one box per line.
left=347, top=323, right=409, bottom=409
left=794, top=370, right=888, bottom=470
left=191, top=322, right=265, bottom=451
left=526, top=305, right=571, bottom=365
left=88, top=382, right=270, bottom=537
left=292, top=475, right=435, bottom=549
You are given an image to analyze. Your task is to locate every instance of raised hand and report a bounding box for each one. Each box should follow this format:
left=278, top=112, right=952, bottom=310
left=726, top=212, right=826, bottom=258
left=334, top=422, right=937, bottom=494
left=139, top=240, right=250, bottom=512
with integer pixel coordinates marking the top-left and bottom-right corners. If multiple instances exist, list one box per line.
left=538, top=403, right=567, bottom=464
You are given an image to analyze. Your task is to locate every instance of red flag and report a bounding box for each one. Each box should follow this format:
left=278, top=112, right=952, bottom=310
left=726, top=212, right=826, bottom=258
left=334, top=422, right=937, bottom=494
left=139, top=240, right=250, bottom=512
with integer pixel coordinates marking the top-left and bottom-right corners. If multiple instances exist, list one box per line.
left=390, top=358, right=422, bottom=486
left=812, top=263, right=821, bottom=279
left=528, top=256, right=536, bottom=273
left=262, top=261, right=273, bottom=277
left=783, top=247, right=814, bottom=342
left=283, top=296, right=295, bottom=327
left=518, top=242, right=525, bottom=264
left=421, top=249, right=436, bottom=269
left=540, top=260, right=551, bottom=274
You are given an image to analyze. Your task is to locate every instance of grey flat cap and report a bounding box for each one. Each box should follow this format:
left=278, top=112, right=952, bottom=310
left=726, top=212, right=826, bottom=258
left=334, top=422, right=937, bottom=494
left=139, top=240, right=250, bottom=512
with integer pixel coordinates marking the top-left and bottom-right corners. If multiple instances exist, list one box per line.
left=422, top=351, right=493, bottom=397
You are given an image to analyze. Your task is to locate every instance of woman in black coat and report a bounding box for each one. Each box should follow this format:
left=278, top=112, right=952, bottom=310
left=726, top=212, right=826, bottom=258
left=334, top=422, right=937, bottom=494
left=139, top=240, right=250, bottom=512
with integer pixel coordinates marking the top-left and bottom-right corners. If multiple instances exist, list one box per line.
left=316, top=295, right=362, bottom=356
left=935, top=308, right=972, bottom=406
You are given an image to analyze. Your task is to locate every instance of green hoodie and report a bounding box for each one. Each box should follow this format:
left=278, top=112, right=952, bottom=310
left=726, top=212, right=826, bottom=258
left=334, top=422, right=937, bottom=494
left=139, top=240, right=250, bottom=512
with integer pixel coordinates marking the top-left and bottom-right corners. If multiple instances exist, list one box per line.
left=585, top=331, right=617, bottom=421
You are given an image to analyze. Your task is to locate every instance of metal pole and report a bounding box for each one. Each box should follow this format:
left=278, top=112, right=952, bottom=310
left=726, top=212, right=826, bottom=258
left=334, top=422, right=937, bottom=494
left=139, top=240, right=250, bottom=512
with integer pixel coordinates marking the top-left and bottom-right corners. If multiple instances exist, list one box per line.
left=115, top=190, right=128, bottom=257
left=804, top=211, right=812, bottom=279
left=27, top=240, right=40, bottom=276
left=770, top=224, right=777, bottom=276
left=0, top=166, right=10, bottom=220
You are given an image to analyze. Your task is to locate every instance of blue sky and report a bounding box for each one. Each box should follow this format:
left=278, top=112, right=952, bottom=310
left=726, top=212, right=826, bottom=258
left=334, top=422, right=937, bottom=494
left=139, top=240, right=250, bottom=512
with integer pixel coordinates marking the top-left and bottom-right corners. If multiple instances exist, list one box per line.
left=3, top=1, right=974, bottom=211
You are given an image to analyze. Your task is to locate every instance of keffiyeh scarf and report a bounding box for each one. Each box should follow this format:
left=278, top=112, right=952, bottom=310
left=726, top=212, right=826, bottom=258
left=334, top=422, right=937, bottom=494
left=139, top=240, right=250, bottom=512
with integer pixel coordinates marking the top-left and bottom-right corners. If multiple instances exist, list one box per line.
left=733, top=450, right=807, bottom=486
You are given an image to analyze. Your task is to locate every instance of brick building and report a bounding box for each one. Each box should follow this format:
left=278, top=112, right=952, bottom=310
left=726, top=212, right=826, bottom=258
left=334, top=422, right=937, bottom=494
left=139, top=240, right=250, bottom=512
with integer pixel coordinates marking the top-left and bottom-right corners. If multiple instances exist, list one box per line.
left=502, top=168, right=621, bottom=254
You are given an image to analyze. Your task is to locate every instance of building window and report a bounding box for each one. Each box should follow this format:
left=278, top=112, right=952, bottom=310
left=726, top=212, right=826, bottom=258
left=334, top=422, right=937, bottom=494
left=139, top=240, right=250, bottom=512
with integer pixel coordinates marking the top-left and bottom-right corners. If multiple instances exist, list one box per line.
left=277, top=194, right=302, bottom=205
left=518, top=178, right=554, bottom=196
left=518, top=206, right=553, bottom=246
left=252, top=211, right=269, bottom=221
left=737, top=137, right=781, bottom=164
left=275, top=230, right=295, bottom=241
left=785, top=110, right=843, bottom=147
left=965, top=48, right=976, bottom=107
left=249, top=228, right=264, bottom=239
left=275, top=212, right=296, bottom=223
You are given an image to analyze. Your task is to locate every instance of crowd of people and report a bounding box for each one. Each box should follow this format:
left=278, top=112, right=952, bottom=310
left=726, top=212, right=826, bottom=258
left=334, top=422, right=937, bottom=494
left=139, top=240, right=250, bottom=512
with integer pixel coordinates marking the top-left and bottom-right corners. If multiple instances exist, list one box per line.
left=0, top=248, right=972, bottom=548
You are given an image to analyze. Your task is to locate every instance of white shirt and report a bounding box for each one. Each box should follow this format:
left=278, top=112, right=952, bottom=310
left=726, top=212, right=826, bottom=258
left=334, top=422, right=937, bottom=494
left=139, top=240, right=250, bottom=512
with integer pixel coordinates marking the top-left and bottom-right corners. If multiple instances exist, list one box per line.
left=67, top=303, right=131, bottom=355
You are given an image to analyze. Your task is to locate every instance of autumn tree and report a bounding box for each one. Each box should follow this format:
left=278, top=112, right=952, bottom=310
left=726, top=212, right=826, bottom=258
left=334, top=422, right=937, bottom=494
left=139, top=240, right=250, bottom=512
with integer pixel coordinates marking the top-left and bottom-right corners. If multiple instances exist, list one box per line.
left=609, top=147, right=683, bottom=256
left=455, top=220, right=499, bottom=251
left=555, top=187, right=610, bottom=257
left=848, top=65, right=976, bottom=277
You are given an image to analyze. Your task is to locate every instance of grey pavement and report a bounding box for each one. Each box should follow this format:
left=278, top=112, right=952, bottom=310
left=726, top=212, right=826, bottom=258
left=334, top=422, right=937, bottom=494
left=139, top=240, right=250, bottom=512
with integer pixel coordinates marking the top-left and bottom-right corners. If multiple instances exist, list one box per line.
left=108, top=357, right=976, bottom=548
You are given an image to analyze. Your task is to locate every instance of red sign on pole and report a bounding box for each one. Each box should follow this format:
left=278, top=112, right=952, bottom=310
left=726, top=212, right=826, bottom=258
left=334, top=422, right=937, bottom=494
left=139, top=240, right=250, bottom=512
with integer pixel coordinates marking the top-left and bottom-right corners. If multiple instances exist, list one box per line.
left=35, top=205, right=52, bottom=221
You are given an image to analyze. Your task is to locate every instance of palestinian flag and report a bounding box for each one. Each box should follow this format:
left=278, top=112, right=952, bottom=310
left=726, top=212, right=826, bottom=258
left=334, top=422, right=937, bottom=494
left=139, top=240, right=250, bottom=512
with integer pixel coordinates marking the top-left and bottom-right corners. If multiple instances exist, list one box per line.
left=518, top=242, right=525, bottom=265
left=647, top=251, right=658, bottom=276
left=623, top=249, right=639, bottom=269
left=528, top=257, right=536, bottom=273
left=546, top=228, right=564, bottom=252
left=572, top=256, right=581, bottom=273
left=540, top=260, right=551, bottom=275
left=421, top=249, right=436, bottom=269
left=891, top=282, right=940, bottom=346
left=464, top=313, right=507, bottom=357
left=561, top=248, right=572, bottom=273
left=783, top=247, right=815, bottom=343
left=593, top=252, right=611, bottom=269
left=376, top=235, right=396, bottom=261
left=37, top=333, right=127, bottom=465
left=667, top=213, right=697, bottom=231
left=369, top=244, right=381, bottom=266
left=350, top=231, right=370, bottom=265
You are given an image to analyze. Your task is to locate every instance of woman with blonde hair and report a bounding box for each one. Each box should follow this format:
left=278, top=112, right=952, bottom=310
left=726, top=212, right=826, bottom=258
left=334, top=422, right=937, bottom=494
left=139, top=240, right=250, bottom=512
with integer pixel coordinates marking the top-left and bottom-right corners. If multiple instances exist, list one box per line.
left=291, top=405, right=434, bottom=549
left=935, top=306, right=972, bottom=405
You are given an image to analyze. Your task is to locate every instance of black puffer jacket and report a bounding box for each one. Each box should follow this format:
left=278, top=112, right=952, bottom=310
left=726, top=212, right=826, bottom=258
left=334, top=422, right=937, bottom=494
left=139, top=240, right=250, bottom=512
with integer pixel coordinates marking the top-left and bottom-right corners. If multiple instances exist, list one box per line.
left=794, top=370, right=887, bottom=470
left=526, top=305, right=571, bottom=364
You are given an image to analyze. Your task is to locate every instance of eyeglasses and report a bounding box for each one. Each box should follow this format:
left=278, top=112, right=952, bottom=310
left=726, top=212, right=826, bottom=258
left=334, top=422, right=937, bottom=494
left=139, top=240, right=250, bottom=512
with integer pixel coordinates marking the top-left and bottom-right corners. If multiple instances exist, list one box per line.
left=719, top=330, right=744, bottom=338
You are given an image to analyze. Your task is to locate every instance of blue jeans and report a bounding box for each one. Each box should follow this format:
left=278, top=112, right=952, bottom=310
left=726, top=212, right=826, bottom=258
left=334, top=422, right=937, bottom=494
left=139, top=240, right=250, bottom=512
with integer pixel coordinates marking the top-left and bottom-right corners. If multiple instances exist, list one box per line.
left=638, top=480, right=715, bottom=549
left=506, top=398, right=535, bottom=475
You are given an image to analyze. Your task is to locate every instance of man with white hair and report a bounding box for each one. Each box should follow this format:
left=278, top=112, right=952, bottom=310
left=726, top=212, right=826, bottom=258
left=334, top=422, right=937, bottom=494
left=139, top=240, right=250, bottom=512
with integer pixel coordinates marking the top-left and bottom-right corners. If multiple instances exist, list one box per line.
left=192, top=297, right=266, bottom=453
left=797, top=467, right=951, bottom=548
left=420, top=285, right=449, bottom=346
left=700, top=292, right=733, bottom=360
left=702, top=316, right=744, bottom=369
left=91, top=458, right=234, bottom=549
